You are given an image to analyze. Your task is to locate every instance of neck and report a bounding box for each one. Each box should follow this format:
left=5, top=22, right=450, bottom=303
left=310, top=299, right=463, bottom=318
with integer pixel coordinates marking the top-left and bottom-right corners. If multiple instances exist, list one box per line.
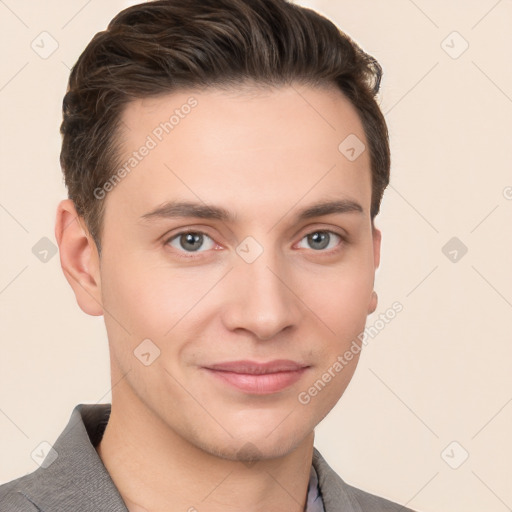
left=96, top=386, right=315, bottom=512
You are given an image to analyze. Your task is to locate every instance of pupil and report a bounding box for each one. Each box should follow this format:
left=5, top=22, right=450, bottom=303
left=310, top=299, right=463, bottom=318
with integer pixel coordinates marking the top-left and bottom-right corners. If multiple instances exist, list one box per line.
left=309, top=232, right=329, bottom=250
left=182, top=233, right=202, bottom=251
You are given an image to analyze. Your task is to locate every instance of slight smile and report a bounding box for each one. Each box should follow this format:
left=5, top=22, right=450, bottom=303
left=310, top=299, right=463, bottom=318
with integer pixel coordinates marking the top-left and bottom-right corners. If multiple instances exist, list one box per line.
left=203, top=360, right=311, bottom=395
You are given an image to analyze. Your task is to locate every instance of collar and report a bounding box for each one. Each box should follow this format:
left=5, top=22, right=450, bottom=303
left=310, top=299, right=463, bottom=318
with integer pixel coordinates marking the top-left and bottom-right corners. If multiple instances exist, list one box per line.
left=17, top=404, right=127, bottom=512
left=306, top=463, right=325, bottom=512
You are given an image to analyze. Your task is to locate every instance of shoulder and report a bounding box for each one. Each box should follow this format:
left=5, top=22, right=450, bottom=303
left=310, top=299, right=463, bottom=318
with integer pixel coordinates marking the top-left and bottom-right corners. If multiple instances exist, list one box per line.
left=0, top=403, right=116, bottom=512
left=312, top=448, right=418, bottom=512
left=344, top=481, right=416, bottom=511
left=0, top=475, right=39, bottom=511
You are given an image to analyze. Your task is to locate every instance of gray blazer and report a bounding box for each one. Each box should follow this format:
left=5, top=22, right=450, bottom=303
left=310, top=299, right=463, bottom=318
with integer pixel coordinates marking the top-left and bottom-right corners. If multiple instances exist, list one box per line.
left=0, top=404, right=417, bottom=511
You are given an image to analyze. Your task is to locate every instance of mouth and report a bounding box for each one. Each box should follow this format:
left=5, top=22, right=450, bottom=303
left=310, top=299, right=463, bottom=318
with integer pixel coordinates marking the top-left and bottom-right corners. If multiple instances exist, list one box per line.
left=202, top=360, right=310, bottom=395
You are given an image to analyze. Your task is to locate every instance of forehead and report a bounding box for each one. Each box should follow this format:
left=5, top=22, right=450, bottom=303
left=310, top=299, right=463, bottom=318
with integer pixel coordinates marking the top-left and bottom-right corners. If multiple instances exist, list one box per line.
left=107, top=84, right=372, bottom=225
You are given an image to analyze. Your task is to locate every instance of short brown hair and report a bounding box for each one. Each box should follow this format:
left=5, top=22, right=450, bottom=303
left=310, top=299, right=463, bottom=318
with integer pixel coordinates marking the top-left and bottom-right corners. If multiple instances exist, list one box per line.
left=60, top=0, right=389, bottom=253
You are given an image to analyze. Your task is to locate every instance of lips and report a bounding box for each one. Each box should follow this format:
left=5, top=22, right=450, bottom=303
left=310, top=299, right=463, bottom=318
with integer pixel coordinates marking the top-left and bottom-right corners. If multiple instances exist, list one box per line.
left=203, top=359, right=309, bottom=394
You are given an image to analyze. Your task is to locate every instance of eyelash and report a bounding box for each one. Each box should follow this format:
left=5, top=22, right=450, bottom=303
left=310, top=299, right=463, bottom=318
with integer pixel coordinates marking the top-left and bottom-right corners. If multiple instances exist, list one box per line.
left=164, top=228, right=347, bottom=259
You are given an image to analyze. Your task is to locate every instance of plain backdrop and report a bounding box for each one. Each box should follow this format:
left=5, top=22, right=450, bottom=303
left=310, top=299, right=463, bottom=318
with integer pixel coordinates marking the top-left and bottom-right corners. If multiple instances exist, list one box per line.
left=1, top=1, right=511, bottom=511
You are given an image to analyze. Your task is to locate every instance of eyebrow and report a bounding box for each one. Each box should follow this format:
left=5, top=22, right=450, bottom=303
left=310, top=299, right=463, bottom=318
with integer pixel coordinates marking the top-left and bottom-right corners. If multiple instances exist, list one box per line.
left=140, top=198, right=364, bottom=224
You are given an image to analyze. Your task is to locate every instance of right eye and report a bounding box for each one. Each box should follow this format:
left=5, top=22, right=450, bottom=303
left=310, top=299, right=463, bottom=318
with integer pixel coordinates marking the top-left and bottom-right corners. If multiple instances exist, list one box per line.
left=165, top=231, right=217, bottom=254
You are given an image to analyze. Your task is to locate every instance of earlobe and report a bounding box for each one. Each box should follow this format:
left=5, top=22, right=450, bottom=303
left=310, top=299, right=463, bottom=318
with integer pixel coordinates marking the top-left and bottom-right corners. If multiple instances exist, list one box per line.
left=54, top=199, right=103, bottom=316
left=368, top=290, right=378, bottom=314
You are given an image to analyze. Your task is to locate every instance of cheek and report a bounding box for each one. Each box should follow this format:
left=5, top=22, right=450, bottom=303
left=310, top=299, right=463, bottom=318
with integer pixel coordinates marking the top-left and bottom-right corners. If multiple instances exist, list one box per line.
left=100, top=254, right=203, bottom=336
left=308, top=264, right=374, bottom=333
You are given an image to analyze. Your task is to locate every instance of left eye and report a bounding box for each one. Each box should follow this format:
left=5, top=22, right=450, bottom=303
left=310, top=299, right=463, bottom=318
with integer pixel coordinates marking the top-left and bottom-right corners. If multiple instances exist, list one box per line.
left=167, top=232, right=216, bottom=253
left=296, top=231, right=342, bottom=251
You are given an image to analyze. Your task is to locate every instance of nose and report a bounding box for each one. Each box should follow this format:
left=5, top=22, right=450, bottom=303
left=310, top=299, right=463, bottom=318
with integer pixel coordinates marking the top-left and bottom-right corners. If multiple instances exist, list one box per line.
left=220, top=249, right=302, bottom=341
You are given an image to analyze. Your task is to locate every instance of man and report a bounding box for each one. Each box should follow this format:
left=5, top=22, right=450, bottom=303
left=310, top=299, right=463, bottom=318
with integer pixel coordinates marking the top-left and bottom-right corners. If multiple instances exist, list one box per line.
left=0, top=0, right=417, bottom=510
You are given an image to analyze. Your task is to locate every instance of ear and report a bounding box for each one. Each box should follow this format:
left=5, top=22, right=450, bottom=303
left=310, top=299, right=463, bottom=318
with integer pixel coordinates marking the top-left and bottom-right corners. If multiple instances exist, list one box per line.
left=367, top=225, right=382, bottom=315
left=372, top=224, right=382, bottom=270
left=54, top=199, right=103, bottom=316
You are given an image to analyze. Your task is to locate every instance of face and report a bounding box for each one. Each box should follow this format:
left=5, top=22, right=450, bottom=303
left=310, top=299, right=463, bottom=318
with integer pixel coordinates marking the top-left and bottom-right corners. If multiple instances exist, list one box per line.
left=94, top=84, right=380, bottom=460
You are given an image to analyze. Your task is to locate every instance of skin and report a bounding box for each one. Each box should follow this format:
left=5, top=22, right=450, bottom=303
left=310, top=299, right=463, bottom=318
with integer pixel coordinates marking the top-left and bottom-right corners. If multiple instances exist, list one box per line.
left=55, top=84, right=381, bottom=512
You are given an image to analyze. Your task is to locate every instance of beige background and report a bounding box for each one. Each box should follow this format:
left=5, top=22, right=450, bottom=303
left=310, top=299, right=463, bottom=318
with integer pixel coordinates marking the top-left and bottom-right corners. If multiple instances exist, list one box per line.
left=1, top=1, right=511, bottom=511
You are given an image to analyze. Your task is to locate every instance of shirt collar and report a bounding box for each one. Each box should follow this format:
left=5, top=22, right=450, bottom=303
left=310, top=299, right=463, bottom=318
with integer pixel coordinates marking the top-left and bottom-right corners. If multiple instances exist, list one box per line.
left=306, top=462, right=326, bottom=512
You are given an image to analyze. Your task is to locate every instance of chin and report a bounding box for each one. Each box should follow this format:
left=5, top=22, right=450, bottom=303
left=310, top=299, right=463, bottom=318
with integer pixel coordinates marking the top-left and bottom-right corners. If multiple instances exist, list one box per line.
left=211, top=438, right=303, bottom=463
left=189, top=422, right=314, bottom=463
